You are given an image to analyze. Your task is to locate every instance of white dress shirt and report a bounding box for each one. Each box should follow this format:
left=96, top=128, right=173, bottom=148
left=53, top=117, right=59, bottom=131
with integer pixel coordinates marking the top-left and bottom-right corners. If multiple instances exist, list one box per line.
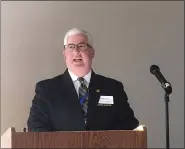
left=68, top=69, right=91, bottom=96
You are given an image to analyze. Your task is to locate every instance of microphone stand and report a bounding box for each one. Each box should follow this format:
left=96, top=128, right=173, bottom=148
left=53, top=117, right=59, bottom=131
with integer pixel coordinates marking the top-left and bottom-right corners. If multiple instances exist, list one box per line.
left=150, top=65, right=172, bottom=149
left=164, top=93, right=170, bottom=149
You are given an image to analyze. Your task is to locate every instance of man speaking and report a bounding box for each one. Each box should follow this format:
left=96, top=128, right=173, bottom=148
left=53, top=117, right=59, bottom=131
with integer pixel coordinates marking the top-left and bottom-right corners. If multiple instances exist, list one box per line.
left=27, top=28, right=139, bottom=131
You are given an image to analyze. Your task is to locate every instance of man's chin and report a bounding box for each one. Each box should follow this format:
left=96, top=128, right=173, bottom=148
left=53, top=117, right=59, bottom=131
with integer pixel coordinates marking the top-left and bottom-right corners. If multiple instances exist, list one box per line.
left=72, top=62, right=84, bottom=67
left=73, top=64, right=84, bottom=68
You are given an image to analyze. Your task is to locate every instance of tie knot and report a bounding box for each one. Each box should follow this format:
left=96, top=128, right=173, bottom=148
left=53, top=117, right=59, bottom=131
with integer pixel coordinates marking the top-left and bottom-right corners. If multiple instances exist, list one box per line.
left=78, top=77, right=85, bottom=84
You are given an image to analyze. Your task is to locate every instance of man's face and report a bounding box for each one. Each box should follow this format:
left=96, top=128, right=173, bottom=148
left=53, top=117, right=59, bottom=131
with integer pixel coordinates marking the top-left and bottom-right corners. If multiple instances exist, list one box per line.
left=63, top=34, right=95, bottom=75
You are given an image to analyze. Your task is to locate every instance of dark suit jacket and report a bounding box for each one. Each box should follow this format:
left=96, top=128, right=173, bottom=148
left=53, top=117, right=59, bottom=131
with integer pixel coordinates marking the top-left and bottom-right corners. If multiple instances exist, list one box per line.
left=27, top=69, right=139, bottom=131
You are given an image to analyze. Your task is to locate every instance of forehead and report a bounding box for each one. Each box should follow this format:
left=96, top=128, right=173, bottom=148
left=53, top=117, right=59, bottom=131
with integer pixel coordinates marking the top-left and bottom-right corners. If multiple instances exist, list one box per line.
left=67, top=34, right=88, bottom=44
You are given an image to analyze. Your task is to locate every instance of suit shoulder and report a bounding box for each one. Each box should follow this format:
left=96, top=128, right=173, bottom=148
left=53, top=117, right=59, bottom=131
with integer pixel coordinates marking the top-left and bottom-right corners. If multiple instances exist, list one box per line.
left=35, top=74, right=63, bottom=89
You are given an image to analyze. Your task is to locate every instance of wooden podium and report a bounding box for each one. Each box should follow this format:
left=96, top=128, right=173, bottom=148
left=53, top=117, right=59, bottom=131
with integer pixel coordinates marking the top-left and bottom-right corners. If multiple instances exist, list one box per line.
left=1, top=126, right=147, bottom=148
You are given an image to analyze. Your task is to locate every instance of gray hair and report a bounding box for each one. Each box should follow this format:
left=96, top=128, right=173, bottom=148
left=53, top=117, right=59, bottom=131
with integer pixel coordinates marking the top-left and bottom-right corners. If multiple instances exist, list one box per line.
left=64, top=28, right=93, bottom=47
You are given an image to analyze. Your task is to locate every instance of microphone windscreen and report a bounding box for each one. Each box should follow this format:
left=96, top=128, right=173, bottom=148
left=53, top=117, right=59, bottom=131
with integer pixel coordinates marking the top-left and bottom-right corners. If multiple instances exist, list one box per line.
left=150, top=65, right=160, bottom=74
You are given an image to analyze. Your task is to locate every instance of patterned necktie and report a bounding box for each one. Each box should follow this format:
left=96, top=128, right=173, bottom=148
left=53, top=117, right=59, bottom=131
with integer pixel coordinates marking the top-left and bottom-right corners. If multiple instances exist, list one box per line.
left=78, top=77, right=88, bottom=123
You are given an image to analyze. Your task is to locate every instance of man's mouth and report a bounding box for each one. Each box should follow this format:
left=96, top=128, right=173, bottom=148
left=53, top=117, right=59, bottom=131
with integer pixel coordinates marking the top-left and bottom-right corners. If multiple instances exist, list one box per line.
left=73, top=58, right=83, bottom=62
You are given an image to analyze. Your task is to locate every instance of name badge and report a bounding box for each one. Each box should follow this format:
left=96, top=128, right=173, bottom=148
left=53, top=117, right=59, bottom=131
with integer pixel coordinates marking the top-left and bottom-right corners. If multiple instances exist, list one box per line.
left=98, top=96, right=114, bottom=104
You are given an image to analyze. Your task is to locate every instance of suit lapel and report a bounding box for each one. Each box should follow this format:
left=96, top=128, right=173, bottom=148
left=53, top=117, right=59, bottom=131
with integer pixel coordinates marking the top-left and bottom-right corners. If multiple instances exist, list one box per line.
left=88, top=71, right=101, bottom=106
left=63, top=69, right=79, bottom=100
left=87, top=71, right=101, bottom=126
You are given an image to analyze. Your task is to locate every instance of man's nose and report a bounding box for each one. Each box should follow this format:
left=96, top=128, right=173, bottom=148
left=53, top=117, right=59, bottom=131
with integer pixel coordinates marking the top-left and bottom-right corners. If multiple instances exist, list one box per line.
left=73, top=46, right=81, bottom=53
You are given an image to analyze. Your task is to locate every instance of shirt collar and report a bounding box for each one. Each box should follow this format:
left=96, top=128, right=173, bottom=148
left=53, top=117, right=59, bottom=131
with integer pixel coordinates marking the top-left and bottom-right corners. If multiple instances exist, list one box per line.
left=68, top=69, right=92, bottom=84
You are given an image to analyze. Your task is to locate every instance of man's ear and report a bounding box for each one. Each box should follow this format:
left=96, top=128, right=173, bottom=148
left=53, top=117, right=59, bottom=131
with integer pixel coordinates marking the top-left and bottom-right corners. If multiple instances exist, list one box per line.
left=63, top=50, right=66, bottom=60
left=92, top=49, right=95, bottom=58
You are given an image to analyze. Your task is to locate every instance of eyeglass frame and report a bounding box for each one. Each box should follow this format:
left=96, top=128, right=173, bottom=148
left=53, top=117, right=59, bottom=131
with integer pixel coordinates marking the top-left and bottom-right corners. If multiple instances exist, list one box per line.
left=64, top=42, right=92, bottom=52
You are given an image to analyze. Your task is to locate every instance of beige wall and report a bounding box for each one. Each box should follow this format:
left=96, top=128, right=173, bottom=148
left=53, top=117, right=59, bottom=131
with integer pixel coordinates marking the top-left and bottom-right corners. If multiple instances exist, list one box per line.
left=1, top=1, right=184, bottom=148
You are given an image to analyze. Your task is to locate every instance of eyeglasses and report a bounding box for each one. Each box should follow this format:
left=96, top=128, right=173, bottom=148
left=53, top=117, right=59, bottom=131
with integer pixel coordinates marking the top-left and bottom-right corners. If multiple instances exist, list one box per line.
left=64, top=43, right=92, bottom=52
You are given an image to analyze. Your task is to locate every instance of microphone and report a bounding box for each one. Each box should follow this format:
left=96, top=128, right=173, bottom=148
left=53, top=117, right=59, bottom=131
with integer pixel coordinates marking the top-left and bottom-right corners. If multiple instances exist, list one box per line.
left=150, top=65, right=172, bottom=94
